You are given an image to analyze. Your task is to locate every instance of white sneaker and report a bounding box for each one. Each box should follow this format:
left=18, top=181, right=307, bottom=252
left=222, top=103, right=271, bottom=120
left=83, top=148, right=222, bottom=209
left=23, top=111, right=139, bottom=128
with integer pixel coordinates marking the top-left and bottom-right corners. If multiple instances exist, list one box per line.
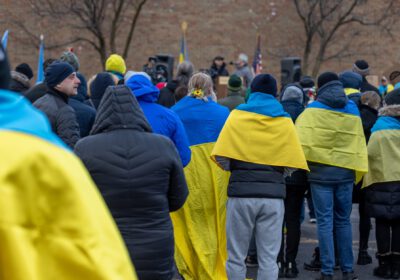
left=309, top=218, right=317, bottom=224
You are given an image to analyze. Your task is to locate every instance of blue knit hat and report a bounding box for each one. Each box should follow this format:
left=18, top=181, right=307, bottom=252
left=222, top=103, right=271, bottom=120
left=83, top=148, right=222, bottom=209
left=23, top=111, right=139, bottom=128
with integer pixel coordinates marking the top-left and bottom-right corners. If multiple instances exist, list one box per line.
left=250, top=74, right=277, bottom=96
left=45, top=61, right=74, bottom=88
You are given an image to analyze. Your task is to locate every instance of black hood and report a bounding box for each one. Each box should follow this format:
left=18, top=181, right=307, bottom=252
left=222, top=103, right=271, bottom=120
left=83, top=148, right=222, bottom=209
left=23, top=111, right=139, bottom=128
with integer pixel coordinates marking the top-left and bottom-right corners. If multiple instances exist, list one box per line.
left=90, top=85, right=152, bottom=135
left=317, top=80, right=348, bottom=109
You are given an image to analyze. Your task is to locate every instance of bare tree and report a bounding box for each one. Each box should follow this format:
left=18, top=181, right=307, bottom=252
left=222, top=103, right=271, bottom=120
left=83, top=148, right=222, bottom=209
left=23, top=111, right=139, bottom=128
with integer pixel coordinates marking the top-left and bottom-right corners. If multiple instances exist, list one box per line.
left=11, top=0, right=147, bottom=67
left=293, top=0, right=399, bottom=77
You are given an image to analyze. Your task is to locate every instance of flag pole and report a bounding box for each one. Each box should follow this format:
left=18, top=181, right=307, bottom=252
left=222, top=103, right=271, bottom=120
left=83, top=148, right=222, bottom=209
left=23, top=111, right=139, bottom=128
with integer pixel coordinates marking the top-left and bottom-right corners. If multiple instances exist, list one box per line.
left=36, top=34, right=45, bottom=84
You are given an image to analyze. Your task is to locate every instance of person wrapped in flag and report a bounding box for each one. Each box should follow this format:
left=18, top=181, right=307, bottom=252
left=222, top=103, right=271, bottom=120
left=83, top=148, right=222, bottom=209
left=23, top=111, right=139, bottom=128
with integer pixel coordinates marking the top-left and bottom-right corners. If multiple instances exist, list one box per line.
left=211, top=74, right=309, bottom=280
left=171, top=72, right=230, bottom=280
left=296, top=72, right=368, bottom=279
left=363, top=89, right=400, bottom=278
left=0, top=44, right=137, bottom=280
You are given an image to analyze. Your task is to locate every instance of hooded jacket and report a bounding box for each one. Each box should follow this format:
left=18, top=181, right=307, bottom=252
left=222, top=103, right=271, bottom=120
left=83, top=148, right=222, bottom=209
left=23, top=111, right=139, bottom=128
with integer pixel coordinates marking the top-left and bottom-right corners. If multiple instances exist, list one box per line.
left=9, top=71, right=30, bottom=93
left=306, top=81, right=357, bottom=184
left=33, top=87, right=80, bottom=149
left=69, top=73, right=96, bottom=137
left=280, top=84, right=308, bottom=186
left=340, top=71, right=362, bottom=106
left=126, top=74, right=191, bottom=167
left=74, top=85, right=188, bottom=280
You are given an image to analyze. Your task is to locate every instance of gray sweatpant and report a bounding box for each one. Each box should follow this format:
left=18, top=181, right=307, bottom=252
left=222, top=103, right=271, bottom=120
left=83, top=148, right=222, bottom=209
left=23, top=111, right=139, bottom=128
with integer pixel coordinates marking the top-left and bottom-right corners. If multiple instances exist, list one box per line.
left=226, top=197, right=284, bottom=280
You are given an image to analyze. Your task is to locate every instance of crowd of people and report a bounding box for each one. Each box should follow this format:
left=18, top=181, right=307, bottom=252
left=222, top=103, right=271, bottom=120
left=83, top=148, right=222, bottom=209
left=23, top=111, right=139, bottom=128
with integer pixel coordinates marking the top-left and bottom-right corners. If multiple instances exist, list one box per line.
left=1, top=42, right=400, bottom=280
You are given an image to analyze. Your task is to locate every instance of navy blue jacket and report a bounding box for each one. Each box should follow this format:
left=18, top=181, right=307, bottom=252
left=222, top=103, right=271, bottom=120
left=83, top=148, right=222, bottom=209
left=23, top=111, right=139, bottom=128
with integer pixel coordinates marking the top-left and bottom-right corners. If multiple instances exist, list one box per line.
left=69, top=73, right=96, bottom=137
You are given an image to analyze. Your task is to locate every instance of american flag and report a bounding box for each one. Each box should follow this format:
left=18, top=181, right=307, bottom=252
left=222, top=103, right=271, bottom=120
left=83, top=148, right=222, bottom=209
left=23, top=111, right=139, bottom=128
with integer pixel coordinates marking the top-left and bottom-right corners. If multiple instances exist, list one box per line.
left=252, top=34, right=262, bottom=75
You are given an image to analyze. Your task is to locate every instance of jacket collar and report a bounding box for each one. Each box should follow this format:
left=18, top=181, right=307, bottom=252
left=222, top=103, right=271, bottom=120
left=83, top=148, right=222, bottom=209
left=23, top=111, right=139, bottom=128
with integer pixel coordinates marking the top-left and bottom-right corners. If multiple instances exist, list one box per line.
left=47, top=87, right=69, bottom=104
left=379, top=104, right=400, bottom=117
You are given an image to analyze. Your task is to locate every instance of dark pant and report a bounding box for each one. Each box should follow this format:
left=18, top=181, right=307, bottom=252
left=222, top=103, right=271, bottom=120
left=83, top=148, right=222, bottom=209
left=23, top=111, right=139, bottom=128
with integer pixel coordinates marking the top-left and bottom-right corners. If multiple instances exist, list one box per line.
left=306, top=189, right=316, bottom=219
left=358, top=190, right=371, bottom=251
left=278, top=184, right=308, bottom=263
left=376, top=218, right=400, bottom=255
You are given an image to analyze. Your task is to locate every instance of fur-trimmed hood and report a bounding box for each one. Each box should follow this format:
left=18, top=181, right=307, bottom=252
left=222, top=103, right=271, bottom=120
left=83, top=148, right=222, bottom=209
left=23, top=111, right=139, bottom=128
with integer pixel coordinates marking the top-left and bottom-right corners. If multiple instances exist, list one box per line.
left=379, top=104, right=400, bottom=117
left=10, top=71, right=30, bottom=88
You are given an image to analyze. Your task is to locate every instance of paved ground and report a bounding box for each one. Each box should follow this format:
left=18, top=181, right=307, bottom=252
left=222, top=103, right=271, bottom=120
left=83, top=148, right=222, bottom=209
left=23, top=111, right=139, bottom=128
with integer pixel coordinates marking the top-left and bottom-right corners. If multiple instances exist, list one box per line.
left=247, top=204, right=379, bottom=279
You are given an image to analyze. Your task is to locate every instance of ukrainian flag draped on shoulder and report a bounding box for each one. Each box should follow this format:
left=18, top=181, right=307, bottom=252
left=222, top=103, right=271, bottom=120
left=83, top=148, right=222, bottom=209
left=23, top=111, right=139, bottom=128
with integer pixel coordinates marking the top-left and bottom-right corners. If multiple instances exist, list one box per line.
left=296, top=99, right=368, bottom=179
left=211, top=92, right=308, bottom=171
left=171, top=96, right=230, bottom=280
left=0, top=90, right=137, bottom=280
left=363, top=109, right=400, bottom=188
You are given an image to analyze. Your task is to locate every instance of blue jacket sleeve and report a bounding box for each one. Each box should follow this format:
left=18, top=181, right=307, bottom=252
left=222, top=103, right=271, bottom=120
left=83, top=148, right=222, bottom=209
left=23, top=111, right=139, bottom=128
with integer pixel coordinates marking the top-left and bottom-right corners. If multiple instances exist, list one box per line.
left=171, top=113, right=191, bottom=167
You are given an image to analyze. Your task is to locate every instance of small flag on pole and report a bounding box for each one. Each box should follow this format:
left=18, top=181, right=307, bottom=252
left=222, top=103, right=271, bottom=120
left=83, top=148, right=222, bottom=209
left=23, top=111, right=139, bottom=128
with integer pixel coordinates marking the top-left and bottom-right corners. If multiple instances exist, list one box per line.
left=252, top=34, right=262, bottom=75
left=179, top=21, right=188, bottom=63
left=36, top=35, right=45, bottom=84
left=2, top=30, right=9, bottom=50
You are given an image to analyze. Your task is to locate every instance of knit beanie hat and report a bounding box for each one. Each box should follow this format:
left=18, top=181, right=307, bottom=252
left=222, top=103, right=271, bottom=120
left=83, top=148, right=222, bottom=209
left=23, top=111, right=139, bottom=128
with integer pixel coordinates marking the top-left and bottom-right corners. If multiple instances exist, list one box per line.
left=353, top=60, right=370, bottom=76
left=250, top=74, right=277, bottom=96
left=384, top=88, right=400, bottom=106
left=60, top=51, right=80, bottom=71
left=105, top=54, right=126, bottom=75
left=281, top=84, right=304, bottom=104
left=15, top=63, right=33, bottom=79
left=45, top=61, right=74, bottom=89
left=228, top=74, right=242, bottom=92
left=299, top=76, right=314, bottom=88
left=339, top=71, right=362, bottom=90
left=0, top=45, right=11, bottom=90
left=317, top=72, right=339, bottom=88
left=90, top=72, right=115, bottom=109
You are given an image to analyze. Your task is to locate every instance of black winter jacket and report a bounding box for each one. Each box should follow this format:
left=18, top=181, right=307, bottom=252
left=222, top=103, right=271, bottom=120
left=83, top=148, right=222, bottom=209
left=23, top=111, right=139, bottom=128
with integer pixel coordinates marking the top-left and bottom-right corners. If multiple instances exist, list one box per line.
left=9, top=71, right=30, bottom=94
left=228, top=159, right=286, bottom=199
left=361, top=77, right=379, bottom=93
left=359, top=104, right=378, bottom=142
left=158, top=80, right=179, bottom=108
left=74, top=85, right=188, bottom=280
left=33, top=88, right=80, bottom=148
left=24, top=82, right=47, bottom=103
left=366, top=182, right=400, bottom=220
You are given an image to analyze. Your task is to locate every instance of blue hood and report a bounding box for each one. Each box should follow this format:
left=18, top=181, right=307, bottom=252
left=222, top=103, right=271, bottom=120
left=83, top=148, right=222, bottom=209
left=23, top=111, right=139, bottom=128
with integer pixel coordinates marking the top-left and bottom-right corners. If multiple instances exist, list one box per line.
left=317, top=80, right=348, bottom=109
left=339, top=71, right=362, bottom=90
left=126, top=74, right=159, bottom=103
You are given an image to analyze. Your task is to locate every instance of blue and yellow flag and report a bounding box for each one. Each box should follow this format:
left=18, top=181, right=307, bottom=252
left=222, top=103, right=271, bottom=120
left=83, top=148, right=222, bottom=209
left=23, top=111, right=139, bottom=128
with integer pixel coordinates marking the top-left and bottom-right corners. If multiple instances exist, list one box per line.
left=363, top=114, right=400, bottom=188
left=1, top=30, right=9, bottom=50
left=171, top=97, right=230, bottom=280
left=179, top=34, right=188, bottom=64
left=36, top=35, right=45, bottom=84
left=211, top=92, right=309, bottom=171
left=0, top=90, right=137, bottom=280
left=296, top=100, right=368, bottom=180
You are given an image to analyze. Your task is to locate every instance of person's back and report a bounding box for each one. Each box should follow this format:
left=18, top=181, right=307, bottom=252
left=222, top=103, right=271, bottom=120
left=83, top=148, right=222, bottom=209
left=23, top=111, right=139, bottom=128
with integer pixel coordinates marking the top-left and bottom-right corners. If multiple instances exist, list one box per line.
left=296, top=72, right=368, bottom=280
left=339, top=71, right=363, bottom=107
left=212, top=74, right=308, bottom=280
left=353, top=59, right=379, bottom=93
left=169, top=73, right=230, bottom=280
left=218, top=74, right=245, bottom=111
left=74, top=85, right=188, bottom=280
left=0, top=46, right=137, bottom=279
left=126, top=73, right=191, bottom=166
left=173, top=95, right=229, bottom=145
